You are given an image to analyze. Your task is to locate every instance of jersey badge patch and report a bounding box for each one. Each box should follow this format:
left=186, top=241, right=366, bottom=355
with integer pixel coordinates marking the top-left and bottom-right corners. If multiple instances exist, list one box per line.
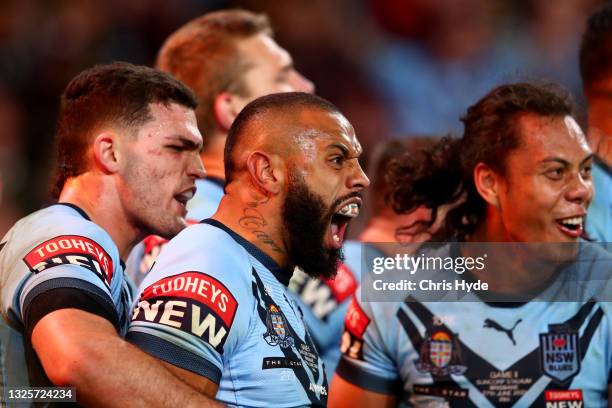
left=415, top=328, right=467, bottom=376
left=133, top=271, right=238, bottom=353
left=264, top=304, right=294, bottom=348
left=539, top=324, right=580, bottom=384
left=23, top=235, right=114, bottom=286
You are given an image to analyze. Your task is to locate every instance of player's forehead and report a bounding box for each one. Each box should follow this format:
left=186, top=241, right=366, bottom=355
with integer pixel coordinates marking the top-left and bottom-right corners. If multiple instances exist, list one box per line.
left=514, top=114, right=590, bottom=163
left=139, top=101, right=202, bottom=146
left=294, top=109, right=361, bottom=155
left=238, top=33, right=291, bottom=69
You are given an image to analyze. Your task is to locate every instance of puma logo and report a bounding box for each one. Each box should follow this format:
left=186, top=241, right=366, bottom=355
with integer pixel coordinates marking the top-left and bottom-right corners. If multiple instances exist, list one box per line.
left=483, top=318, right=522, bottom=345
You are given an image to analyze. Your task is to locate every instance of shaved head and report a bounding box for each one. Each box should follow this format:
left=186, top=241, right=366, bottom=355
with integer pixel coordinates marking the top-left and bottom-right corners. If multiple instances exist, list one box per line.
left=224, top=92, right=344, bottom=184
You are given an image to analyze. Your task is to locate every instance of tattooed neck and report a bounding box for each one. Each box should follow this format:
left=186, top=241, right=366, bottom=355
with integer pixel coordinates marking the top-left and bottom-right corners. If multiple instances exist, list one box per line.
left=238, top=198, right=285, bottom=254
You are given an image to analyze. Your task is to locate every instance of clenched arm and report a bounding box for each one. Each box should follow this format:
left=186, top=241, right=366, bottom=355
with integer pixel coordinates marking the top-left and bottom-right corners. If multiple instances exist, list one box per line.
left=32, top=308, right=224, bottom=407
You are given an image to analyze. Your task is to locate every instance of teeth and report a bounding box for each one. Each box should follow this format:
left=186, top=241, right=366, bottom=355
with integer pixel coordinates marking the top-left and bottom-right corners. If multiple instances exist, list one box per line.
left=333, top=234, right=340, bottom=242
left=337, top=203, right=359, bottom=218
left=559, top=216, right=583, bottom=226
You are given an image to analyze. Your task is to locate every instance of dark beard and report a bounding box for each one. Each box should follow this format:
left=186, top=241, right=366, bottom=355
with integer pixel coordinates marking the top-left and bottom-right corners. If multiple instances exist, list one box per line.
left=282, top=174, right=343, bottom=280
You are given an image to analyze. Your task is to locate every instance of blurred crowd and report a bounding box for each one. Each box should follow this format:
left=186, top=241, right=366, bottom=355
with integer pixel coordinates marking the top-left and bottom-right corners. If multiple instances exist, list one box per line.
left=0, top=0, right=605, bottom=237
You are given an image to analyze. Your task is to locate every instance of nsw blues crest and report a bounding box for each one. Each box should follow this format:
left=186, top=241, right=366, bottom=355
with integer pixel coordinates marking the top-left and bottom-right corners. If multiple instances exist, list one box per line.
left=539, top=324, right=580, bottom=383
left=264, top=304, right=295, bottom=348
left=416, top=328, right=467, bottom=376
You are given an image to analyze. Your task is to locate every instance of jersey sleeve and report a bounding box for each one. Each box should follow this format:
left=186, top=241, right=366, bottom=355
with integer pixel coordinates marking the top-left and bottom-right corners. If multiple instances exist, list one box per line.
left=127, top=225, right=251, bottom=385
left=335, top=294, right=402, bottom=395
left=0, top=218, right=121, bottom=333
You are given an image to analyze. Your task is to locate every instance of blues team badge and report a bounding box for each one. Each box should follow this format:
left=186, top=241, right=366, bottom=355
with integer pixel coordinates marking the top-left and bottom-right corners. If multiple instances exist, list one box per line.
left=539, top=324, right=580, bottom=384
left=264, top=304, right=295, bottom=348
left=416, top=328, right=467, bottom=376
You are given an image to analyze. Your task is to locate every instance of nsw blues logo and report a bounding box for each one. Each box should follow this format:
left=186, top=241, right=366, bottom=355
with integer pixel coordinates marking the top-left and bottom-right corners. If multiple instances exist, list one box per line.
left=264, top=305, right=295, bottom=348
left=416, top=329, right=467, bottom=376
left=539, top=324, right=580, bottom=383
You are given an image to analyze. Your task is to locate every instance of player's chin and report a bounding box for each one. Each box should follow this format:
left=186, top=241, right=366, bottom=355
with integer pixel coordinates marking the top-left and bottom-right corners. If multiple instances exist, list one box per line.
left=155, top=216, right=188, bottom=239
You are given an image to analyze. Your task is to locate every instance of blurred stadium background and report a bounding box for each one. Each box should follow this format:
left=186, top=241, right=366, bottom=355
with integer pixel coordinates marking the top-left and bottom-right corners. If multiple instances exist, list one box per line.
left=0, top=0, right=605, bottom=237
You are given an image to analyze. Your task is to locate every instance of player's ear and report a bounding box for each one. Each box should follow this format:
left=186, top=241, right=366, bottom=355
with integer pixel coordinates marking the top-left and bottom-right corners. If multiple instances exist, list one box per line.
left=92, top=131, right=120, bottom=174
left=246, top=151, right=282, bottom=195
left=473, top=162, right=501, bottom=208
left=213, top=92, right=240, bottom=132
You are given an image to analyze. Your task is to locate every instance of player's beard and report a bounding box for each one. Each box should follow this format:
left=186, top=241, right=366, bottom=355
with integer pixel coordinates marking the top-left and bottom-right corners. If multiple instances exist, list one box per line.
left=282, top=171, right=343, bottom=280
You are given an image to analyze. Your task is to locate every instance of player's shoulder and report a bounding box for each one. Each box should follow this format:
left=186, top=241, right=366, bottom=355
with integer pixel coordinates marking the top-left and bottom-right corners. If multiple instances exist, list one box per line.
left=165, top=220, right=251, bottom=266
left=2, top=204, right=117, bottom=257
left=140, top=219, right=254, bottom=294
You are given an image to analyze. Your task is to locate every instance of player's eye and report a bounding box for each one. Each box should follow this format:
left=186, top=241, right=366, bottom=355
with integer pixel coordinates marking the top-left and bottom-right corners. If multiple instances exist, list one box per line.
left=544, top=167, right=565, bottom=181
left=330, top=156, right=344, bottom=167
left=580, top=165, right=592, bottom=179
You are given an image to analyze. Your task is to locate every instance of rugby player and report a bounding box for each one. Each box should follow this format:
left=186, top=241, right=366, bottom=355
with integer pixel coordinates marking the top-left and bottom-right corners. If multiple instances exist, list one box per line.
left=579, top=3, right=612, bottom=243
left=128, top=92, right=369, bottom=407
left=0, top=63, right=223, bottom=407
left=329, top=83, right=612, bottom=407
left=289, top=138, right=443, bottom=378
left=126, top=9, right=314, bottom=285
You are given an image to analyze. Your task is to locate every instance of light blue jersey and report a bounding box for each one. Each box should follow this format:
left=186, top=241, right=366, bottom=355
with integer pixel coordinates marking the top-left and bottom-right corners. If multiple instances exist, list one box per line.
left=337, top=243, right=612, bottom=407
left=288, top=240, right=365, bottom=378
left=128, top=219, right=328, bottom=407
left=0, top=203, right=132, bottom=390
left=585, top=159, right=612, bottom=243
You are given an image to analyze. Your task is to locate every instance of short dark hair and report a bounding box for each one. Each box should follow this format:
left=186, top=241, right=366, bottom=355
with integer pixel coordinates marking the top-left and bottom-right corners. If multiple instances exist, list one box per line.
left=390, top=82, right=575, bottom=241
left=580, top=3, right=612, bottom=87
left=224, top=92, right=340, bottom=184
left=156, top=10, right=272, bottom=147
left=52, top=62, right=197, bottom=198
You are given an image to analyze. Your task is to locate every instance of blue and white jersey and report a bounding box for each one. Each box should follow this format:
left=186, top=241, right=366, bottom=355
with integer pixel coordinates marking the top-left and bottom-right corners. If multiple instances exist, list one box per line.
left=337, top=243, right=612, bottom=407
left=288, top=240, right=366, bottom=378
left=125, top=177, right=225, bottom=287
left=128, top=219, right=328, bottom=407
left=0, top=203, right=131, bottom=387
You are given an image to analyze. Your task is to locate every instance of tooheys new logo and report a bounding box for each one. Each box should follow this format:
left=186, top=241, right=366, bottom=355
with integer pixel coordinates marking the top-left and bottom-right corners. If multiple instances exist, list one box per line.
left=132, top=271, right=238, bottom=353
left=23, top=235, right=114, bottom=286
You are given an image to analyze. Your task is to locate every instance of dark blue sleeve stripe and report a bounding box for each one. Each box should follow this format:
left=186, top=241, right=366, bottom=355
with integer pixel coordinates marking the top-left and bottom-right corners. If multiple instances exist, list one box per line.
left=335, top=356, right=401, bottom=395
left=22, top=277, right=119, bottom=332
left=127, top=331, right=222, bottom=384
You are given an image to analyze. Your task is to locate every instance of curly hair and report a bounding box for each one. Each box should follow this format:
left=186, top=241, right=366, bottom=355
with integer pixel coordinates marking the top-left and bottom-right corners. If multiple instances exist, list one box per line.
left=389, top=82, right=575, bottom=241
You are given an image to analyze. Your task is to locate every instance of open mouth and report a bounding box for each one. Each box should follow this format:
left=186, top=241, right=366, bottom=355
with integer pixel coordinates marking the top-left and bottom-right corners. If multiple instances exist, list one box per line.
left=174, top=189, right=195, bottom=210
left=555, top=215, right=584, bottom=238
left=329, top=202, right=360, bottom=248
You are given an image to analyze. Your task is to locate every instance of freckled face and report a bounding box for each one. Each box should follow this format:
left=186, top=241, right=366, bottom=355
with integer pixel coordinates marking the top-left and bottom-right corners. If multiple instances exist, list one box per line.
left=118, top=102, right=205, bottom=238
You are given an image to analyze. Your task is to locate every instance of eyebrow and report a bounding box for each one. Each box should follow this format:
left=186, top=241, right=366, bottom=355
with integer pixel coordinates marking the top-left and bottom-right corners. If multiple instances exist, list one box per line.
left=327, top=143, right=350, bottom=156
left=166, top=135, right=202, bottom=151
left=539, top=154, right=594, bottom=166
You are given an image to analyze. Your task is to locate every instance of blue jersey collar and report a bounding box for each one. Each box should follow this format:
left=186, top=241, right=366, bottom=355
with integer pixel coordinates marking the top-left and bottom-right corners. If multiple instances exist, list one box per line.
left=201, top=219, right=292, bottom=286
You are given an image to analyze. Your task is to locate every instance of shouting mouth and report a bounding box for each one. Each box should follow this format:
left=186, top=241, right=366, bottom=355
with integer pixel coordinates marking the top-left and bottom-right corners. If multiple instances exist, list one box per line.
left=329, top=201, right=360, bottom=249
